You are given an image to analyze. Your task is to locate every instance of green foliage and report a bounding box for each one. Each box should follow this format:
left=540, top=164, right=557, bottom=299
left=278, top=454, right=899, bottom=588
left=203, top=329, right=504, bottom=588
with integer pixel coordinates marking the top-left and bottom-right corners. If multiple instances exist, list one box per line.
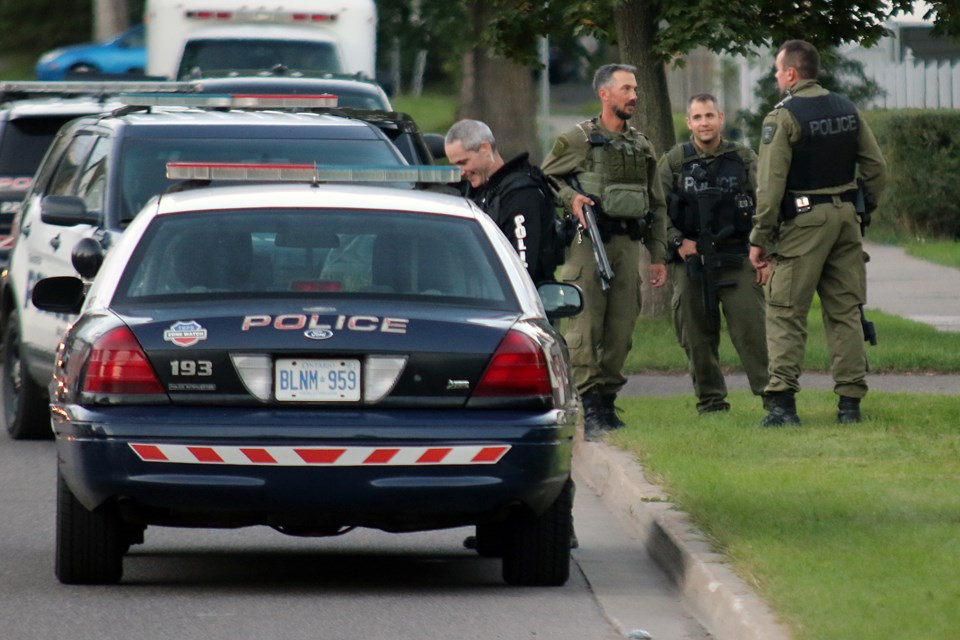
left=869, top=111, right=960, bottom=239
left=611, top=391, right=960, bottom=639
left=483, top=0, right=960, bottom=69
left=375, top=0, right=467, bottom=91
left=624, top=297, right=960, bottom=374
left=0, top=0, right=92, bottom=55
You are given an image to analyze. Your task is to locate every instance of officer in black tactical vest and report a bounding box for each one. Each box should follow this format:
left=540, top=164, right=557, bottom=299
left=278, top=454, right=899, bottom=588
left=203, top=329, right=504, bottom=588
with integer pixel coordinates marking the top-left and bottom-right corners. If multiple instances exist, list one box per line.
left=445, top=119, right=560, bottom=283
left=749, top=40, right=887, bottom=426
left=657, top=94, right=769, bottom=415
left=542, top=63, right=668, bottom=439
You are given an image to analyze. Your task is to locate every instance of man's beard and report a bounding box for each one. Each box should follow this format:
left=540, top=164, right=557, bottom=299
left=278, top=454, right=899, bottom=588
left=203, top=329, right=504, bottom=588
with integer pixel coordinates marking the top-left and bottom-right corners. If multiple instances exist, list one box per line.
left=613, top=106, right=633, bottom=121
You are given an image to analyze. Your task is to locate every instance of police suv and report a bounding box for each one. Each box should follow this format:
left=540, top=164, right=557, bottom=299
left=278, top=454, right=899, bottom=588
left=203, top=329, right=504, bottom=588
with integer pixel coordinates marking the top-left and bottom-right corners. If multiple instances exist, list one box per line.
left=31, top=163, right=583, bottom=586
left=1, top=92, right=439, bottom=440
left=0, top=92, right=125, bottom=264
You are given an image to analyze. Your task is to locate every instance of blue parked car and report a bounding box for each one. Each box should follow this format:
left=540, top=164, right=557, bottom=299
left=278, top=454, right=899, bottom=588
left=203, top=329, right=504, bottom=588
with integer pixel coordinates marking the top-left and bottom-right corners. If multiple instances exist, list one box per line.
left=35, top=24, right=145, bottom=81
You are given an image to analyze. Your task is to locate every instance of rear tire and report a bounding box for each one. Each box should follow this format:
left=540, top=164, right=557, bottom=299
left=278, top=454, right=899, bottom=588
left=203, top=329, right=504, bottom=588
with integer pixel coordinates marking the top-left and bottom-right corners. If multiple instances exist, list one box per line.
left=56, top=470, right=124, bottom=585
left=2, top=314, right=51, bottom=440
left=501, top=478, right=572, bottom=586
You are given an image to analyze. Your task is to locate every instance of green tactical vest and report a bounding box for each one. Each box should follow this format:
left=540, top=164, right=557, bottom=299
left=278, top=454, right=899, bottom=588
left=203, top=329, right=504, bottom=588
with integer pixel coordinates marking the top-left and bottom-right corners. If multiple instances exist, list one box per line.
left=575, top=118, right=651, bottom=220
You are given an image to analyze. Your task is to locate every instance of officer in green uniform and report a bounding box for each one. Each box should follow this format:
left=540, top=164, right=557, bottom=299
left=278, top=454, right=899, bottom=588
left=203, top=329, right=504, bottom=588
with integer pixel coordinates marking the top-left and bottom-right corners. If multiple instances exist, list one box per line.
left=657, top=94, right=769, bottom=414
left=542, top=63, right=668, bottom=438
left=749, top=40, right=887, bottom=426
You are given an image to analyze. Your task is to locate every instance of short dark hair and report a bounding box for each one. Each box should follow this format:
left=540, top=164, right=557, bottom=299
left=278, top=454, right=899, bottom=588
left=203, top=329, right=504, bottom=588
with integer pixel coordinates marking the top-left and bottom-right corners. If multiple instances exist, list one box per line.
left=688, top=93, right=719, bottom=110
left=778, top=40, right=820, bottom=79
left=593, top=63, right=638, bottom=94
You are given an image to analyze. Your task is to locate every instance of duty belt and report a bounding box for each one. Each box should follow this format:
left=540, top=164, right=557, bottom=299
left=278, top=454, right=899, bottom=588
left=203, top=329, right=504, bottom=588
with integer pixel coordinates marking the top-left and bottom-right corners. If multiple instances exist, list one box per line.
left=781, top=189, right=857, bottom=221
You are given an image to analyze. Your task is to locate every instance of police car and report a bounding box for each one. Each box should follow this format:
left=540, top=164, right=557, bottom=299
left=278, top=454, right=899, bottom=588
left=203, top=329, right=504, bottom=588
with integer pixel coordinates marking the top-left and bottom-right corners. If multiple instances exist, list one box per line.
left=32, top=163, right=583, bottom=586
left=1, top=91, right=440, bottom=441
left=0, top=82, right=174, bottom=264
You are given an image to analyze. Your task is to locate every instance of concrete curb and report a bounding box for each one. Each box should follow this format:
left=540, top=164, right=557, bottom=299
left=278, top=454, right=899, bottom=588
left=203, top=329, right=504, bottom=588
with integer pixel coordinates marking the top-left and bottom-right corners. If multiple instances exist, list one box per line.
left=573, top=438, right=792, bottom=640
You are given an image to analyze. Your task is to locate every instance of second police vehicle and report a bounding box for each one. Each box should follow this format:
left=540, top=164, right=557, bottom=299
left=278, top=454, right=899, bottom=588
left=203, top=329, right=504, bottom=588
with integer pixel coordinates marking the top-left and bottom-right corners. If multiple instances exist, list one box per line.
left=1, top=90, right=438, bottom=440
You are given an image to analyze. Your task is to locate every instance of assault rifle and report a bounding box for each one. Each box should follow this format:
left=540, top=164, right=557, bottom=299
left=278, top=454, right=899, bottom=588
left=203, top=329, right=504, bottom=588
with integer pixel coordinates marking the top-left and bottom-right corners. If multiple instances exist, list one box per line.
left=854, top=179, right=878, bottom=347
left=567, top=176, right=614, bottom=291
left=685, top=165, right=741, bottom=331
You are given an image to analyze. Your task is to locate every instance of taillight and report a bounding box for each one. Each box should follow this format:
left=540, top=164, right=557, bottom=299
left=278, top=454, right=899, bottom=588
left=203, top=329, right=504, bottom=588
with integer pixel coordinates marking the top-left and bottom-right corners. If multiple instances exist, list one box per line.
left=473, top=330, right=551, bottom=397
left=82, top=326, right=165, bottom=395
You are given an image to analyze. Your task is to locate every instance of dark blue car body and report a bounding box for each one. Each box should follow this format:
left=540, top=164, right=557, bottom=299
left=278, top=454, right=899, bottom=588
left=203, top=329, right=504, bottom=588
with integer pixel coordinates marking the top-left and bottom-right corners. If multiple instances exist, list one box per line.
left=37, top=182, right=582, bottom=586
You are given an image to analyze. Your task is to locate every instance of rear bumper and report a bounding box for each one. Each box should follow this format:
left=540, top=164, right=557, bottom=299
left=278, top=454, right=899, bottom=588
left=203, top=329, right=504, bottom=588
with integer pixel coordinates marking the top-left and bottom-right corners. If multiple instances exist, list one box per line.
left=54, top=404, right=576, bottom=533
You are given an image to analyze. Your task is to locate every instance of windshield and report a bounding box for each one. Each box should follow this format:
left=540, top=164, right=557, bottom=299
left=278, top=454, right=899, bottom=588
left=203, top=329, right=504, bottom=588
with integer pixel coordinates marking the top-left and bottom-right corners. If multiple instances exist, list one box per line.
left=118, top=137, right=404, bottom=222
left=0, top=116, right=79, bottom=175
left=116, top=209, right=516, bottom=308
left=178, top=39, right=343, bottom=79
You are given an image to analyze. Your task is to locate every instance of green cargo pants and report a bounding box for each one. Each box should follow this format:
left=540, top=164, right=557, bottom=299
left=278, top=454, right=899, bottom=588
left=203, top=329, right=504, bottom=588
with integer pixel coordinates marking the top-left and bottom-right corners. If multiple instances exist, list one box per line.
left=560, top=232, right=640, bottom=396
left=764, top=200, right=868, bottom=398
left=670, top=254, right=768, bottom=412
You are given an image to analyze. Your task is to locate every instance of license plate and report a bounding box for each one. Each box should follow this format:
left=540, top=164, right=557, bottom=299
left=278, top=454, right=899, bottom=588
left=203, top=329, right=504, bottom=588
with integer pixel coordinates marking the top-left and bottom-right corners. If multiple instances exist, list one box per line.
left=275, top=359, right=361, bottom=402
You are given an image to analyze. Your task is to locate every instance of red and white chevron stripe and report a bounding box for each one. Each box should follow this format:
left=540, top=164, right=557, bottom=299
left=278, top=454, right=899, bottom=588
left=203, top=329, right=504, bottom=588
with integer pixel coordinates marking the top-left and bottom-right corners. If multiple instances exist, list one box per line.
left=129, top=443, right=511, bottom=466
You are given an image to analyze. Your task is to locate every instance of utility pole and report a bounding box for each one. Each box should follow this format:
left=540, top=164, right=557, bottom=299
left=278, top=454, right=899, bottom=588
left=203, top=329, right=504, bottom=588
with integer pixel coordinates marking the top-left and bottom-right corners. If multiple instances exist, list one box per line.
left=93, top=0, right=129, bottom=40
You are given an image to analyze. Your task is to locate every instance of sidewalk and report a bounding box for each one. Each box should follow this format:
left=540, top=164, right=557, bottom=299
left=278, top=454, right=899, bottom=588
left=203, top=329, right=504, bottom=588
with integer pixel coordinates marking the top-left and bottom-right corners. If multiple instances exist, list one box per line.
left=574, top=241, right=960, bottom=640
left=864, top=241, right=960, bottom=332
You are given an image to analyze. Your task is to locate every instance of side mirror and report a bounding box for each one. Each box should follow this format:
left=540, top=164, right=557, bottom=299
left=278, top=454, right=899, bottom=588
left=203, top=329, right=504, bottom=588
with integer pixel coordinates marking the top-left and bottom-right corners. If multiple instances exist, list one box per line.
left=71, top=237, right=105, bottom=280
left=40, top=195, right=100, bottom=227
left=538, top=282, right=583, bottom=320
left=422, top=133, right=446, bottom=162
left=31, top=276, right=86, bottom=315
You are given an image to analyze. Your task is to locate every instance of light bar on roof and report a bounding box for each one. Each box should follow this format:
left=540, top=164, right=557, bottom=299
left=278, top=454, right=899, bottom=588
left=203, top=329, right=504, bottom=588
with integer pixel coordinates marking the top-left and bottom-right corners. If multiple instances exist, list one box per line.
left=0, top=81, right=195, bottom=95
left=118, top=93, right=338, bottom=109
left=166, top=163, right=461, bottom=184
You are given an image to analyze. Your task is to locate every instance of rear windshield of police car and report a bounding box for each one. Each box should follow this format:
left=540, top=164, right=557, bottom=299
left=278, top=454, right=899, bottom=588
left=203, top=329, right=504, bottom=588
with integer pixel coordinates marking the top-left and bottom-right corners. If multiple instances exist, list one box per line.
left=115, top=208, right=517, bottom=308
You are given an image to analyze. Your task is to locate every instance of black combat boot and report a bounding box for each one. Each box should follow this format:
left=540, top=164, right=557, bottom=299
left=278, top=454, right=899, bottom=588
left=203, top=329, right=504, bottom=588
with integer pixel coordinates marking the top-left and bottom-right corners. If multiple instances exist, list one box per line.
left=759, top=392, right=802, bottom=427
left=600, top=393, right=626, bottom=429
left=837, top=396, right=862, bottom=424
left=582, top=391, right=609, bottom=440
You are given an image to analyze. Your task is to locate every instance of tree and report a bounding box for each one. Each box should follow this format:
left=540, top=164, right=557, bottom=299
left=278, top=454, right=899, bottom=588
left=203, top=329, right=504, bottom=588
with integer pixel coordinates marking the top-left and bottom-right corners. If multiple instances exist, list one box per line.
left=486, top=0, right=960, bottom=158
left=457, top=2, right=539, bottom=162
left=0, top=0, right=92, bottom=53
left=93, top=0, right=130, bottom=40
left=484, top=0, right=960, bottom=315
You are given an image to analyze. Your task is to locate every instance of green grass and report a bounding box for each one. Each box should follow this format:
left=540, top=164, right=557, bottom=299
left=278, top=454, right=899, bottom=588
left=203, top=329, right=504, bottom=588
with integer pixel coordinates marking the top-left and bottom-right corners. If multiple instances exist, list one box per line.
left=390, top=93, right=458, bottom=135
left=623, top=297, right=960, bottom=374
left=904, top=239, right=960, bottom=270
left=0, top=53, right=36, bottom=81
left=609, top=392, right=960, bottom=640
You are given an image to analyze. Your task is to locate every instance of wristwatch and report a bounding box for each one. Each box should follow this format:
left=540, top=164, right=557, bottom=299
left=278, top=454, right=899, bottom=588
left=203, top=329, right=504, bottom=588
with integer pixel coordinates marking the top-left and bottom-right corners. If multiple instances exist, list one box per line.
left=672, top=235, right=685, bottom=253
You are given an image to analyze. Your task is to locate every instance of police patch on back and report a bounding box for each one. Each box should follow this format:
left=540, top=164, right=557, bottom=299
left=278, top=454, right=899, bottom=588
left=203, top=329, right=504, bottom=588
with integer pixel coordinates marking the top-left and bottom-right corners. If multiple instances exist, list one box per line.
left=761, top=123, right=777, bottom=144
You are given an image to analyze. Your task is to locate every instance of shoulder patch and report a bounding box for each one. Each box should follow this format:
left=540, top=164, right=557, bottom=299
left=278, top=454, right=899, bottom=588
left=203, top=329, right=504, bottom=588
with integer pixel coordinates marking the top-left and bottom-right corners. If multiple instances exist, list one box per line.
left=550, top=137, right=569, bottom=156
left=761, top=123, right=778, bottom=144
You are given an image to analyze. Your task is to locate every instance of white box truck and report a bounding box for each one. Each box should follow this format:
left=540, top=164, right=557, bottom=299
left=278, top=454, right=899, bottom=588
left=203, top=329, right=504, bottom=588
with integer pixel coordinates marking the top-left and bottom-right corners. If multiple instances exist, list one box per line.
left=145, top=0, right=376, bottom=80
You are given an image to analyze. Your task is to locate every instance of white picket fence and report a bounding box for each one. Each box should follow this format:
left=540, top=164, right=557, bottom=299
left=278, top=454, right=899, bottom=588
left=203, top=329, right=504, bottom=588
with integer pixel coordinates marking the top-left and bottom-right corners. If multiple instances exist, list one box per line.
left=734, top=52, right=960, bottom=113
left=864, top=54, right=960, bottom=109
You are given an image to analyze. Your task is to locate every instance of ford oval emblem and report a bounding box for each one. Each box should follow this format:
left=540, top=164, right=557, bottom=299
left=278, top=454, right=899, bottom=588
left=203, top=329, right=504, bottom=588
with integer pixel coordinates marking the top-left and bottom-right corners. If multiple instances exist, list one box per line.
left=304, top=329, right=334, bottom=341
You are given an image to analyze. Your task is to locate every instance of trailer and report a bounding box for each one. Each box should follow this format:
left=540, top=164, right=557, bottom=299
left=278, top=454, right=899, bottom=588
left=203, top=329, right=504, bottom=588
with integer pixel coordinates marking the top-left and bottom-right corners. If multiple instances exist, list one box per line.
left=145, top=0, right=376, bottom=79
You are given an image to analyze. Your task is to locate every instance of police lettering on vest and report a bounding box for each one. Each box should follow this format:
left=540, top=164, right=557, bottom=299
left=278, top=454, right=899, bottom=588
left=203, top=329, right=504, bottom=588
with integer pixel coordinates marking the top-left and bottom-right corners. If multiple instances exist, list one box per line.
left=782, top=93, right=860, bottom=192
left=668, top=141, right=754, bottom=244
